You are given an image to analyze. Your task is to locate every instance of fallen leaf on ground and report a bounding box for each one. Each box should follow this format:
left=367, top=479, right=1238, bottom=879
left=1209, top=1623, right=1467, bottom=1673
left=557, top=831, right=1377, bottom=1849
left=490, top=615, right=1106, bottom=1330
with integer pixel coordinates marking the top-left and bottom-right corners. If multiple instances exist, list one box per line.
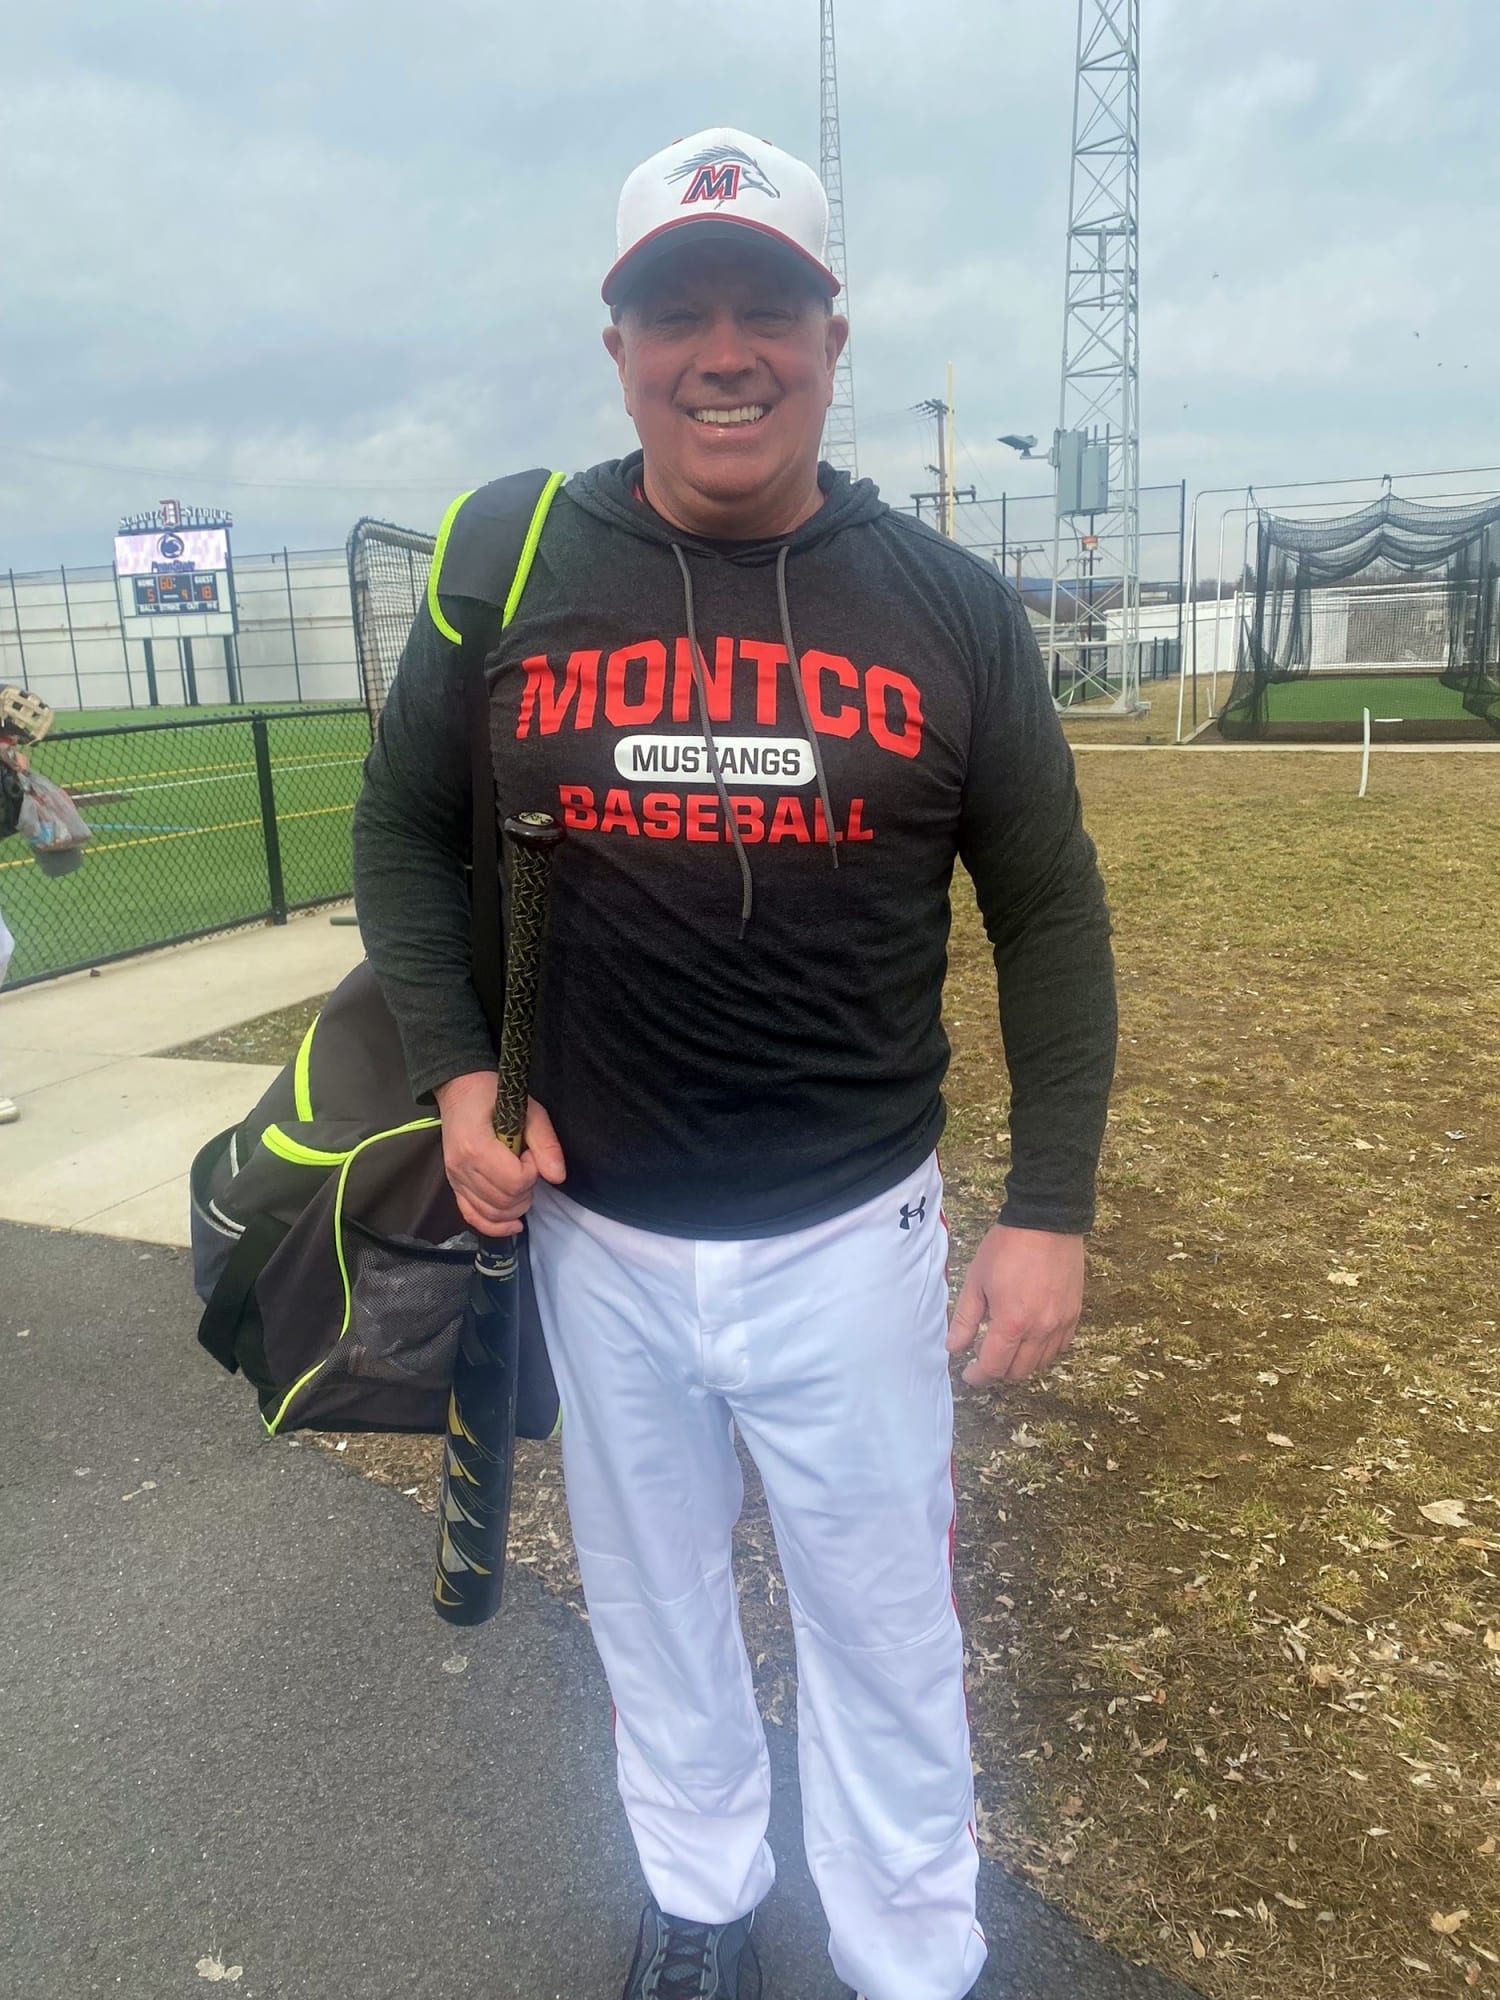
left=1420, top=1499, right=1474, bottom=1528
left=195, top=1960, right=244, bottom=1985
left=1327, top=1271, right=1360, bottom=1287
left=1267, top=1433, right=1295, bottom=1449
left=1430, top=1911, right=1470, bottom=1935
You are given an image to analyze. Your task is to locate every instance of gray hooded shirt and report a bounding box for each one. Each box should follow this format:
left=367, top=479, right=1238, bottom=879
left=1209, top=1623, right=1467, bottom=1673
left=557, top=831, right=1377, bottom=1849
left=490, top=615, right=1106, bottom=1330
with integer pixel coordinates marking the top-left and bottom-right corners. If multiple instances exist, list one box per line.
left=353, top=455, right=1116, bottom=1238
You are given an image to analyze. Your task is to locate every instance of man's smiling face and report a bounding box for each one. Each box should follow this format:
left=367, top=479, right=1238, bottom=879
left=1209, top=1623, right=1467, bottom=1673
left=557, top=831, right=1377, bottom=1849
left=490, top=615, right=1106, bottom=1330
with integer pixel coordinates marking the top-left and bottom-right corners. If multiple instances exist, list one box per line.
left=603, top=239, right=848, bottom=540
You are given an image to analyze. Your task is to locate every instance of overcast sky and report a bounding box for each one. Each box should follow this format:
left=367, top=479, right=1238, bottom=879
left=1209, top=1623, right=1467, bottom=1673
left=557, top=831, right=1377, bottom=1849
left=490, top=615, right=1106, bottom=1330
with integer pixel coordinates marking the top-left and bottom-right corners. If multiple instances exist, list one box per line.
left=3, top=0, right=1496, bottom=572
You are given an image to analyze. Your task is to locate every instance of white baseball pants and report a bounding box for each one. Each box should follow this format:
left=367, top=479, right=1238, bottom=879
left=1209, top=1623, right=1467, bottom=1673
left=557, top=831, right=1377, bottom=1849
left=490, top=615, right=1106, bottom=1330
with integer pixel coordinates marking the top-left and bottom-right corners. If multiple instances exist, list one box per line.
left=526, top=1155, right=987, bottom=2000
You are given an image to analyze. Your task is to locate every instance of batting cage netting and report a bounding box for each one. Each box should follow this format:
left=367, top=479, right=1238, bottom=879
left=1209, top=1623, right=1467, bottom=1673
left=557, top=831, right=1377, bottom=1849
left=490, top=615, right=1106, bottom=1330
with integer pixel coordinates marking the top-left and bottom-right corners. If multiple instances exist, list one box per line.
left=346, top=517, right=436, bottom=735
left=1219, top=492, right=1500, bottom=739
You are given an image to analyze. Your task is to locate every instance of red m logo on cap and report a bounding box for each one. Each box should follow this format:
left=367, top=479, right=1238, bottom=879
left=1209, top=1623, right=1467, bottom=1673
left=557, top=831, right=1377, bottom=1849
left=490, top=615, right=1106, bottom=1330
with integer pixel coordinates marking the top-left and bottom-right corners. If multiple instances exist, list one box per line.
left=680, top=162, right=742, bottom=205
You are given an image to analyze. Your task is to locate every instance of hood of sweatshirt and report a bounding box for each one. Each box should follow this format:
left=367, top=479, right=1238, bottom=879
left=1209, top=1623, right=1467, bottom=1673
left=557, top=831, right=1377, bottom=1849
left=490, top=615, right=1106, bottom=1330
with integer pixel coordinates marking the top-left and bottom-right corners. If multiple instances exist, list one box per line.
left=562, top=454, right=892, bottom=932
left=565, top=451, right=890, bottom=564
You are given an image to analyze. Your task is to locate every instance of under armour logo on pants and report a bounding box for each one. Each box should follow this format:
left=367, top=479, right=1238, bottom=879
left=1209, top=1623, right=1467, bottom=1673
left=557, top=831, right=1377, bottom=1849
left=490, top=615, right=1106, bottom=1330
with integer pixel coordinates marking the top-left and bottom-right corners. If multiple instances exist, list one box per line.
left=899, top=1196, right=927, bottom=1230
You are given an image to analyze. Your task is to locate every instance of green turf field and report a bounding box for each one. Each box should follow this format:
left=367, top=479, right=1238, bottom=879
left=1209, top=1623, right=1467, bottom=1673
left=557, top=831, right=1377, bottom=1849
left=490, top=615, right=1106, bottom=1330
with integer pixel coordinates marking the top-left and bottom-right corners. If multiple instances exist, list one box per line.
left=2, top=704, right=370, bottom=982
left=1260, top=671, right=1474, bottom=722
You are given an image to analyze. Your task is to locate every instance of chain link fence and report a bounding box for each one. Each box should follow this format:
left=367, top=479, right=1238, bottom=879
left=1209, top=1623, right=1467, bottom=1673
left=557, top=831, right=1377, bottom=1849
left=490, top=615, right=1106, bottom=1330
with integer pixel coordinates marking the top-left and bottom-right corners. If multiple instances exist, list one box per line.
left=1, top=706, right=369, bottom=985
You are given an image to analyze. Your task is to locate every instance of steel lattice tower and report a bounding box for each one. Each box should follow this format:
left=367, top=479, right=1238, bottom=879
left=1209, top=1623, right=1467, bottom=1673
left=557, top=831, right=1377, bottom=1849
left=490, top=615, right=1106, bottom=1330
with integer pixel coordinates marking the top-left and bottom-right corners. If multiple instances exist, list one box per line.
left=1047, top=0, right=1142, bottom=713
left=819, top=0, right=858, bottom=475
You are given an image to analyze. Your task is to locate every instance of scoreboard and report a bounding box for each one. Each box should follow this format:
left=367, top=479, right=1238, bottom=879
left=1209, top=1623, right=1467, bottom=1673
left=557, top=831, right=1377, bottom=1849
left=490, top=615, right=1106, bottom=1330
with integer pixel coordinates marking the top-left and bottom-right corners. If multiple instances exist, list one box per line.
left=114, top=516, right=235, bottom=639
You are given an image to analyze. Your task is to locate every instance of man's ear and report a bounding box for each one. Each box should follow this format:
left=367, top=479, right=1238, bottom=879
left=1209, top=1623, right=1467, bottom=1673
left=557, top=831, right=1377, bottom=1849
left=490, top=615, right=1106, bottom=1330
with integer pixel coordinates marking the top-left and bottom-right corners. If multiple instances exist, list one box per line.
left=603, top=321, right=635, bottom=417
left=825, top=313, right=851, bottom=374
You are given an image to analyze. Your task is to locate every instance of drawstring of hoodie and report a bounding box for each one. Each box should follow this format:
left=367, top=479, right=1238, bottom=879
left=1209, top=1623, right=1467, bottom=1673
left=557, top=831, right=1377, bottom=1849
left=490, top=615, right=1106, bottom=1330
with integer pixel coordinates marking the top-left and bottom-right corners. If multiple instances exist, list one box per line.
left=774, top=543, right=839, bottom=879
left=670, top=540, right=841, bottom=940
left=672, top=543, right=754, bottom=935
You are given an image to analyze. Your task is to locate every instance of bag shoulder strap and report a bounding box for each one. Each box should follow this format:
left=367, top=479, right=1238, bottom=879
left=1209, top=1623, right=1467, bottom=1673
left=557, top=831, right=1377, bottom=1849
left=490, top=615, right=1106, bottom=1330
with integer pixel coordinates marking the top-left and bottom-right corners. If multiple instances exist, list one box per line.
left=196, top=1212, right=288, bottom=1375
left=425, top=470, right=567, bottom=1036
left=427, top=470, right=567, bottom=642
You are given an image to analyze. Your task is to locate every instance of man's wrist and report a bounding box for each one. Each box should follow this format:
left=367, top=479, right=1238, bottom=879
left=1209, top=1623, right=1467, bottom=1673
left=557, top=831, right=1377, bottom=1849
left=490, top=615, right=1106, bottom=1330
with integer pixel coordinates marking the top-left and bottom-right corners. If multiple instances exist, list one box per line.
left=433, top=1069, right=499, bottom=1113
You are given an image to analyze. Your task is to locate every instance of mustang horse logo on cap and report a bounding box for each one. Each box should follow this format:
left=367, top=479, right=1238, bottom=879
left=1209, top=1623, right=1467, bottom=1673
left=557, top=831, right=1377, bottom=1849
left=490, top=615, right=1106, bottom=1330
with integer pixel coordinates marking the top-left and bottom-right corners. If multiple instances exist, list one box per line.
left=669, top=144, right=781, bottom=207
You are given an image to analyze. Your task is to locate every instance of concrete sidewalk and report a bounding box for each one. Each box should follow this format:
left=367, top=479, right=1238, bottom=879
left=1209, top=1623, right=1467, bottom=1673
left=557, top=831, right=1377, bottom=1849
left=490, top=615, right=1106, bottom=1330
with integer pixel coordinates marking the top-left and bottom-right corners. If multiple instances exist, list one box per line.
left=0, top=910, right=363, bottom=1244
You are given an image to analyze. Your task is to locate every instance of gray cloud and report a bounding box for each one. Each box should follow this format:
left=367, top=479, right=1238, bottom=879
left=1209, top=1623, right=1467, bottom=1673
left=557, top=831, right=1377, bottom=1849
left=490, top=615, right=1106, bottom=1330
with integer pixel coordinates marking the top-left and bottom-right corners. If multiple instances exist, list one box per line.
left=2, top=0, right=1496, bottom=570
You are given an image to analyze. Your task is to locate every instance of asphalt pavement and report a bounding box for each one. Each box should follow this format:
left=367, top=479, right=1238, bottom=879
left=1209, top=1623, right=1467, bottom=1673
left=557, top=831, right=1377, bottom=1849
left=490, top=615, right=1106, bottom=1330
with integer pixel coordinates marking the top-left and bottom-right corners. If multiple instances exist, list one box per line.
left=0, top=1221, right=1199, bottom=2000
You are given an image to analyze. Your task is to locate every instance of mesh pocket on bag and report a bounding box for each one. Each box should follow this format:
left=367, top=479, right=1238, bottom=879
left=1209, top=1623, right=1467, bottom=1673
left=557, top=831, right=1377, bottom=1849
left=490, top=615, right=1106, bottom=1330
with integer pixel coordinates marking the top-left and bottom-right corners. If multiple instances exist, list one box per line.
left=333, top=1233, right=475, bottom=1391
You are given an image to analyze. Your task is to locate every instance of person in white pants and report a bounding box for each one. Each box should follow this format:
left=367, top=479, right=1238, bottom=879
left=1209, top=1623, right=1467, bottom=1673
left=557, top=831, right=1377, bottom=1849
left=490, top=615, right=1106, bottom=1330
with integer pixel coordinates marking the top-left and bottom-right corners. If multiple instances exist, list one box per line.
left=354, top=125, right=1116, bottom=2000
left=528, top=1154, right=984, bottom=1999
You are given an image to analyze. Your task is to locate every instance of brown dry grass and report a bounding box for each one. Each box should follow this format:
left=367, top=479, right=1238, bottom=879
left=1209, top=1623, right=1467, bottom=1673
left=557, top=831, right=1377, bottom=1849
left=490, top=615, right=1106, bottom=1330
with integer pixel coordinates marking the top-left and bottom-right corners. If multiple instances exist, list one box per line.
left=1059, top=673, right=1214, bottom=745
left=239, top=749, right=1499, bottom=1998
left=940, top=752, right=1500, bottom=1998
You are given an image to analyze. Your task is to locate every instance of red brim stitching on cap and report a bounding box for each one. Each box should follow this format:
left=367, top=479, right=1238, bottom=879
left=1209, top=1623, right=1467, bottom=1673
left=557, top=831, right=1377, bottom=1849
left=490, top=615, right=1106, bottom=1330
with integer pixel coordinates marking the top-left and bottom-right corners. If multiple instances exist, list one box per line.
left=602, top=215, right=842, bottom=305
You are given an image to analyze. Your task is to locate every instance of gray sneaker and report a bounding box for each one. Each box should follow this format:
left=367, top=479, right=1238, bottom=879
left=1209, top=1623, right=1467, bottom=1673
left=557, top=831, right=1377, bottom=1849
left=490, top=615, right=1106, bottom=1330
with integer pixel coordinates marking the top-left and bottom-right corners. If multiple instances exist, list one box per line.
left=622, top=1899, right=760, bottom=2000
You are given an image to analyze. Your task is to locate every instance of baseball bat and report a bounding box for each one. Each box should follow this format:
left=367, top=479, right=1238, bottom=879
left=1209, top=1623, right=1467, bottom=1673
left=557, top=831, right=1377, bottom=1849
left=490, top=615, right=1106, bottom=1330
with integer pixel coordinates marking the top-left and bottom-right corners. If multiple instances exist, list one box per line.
left=433, top=809, right=565, bottom=1626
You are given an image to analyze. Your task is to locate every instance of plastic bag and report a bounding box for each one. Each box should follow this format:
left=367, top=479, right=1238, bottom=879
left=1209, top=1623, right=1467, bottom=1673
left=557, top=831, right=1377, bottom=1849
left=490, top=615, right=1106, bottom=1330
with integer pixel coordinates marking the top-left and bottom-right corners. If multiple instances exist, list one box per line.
left=16, top=768, right=91, bottom=854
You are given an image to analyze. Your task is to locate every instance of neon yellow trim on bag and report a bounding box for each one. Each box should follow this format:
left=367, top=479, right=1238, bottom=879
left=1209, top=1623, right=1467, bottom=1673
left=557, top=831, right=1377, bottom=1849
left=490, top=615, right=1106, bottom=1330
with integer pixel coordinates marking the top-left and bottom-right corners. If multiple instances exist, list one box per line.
left=502, top=472, right=567, bottom=628
left=427, top=473, right=566, bottom=647
left=292, top=1016, right=319, bottom=1122
left=261, top=1116, right=442, bottom=1436
left=261, top=1123, right=350, bottom=1170
left=426, top=488, right=476, bottom=644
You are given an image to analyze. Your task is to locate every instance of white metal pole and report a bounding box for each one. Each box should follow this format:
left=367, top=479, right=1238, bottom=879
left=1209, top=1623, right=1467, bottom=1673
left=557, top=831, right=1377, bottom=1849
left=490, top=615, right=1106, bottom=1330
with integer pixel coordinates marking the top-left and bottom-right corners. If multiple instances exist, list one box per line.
left=1358, top=707, right=1372, bottom=798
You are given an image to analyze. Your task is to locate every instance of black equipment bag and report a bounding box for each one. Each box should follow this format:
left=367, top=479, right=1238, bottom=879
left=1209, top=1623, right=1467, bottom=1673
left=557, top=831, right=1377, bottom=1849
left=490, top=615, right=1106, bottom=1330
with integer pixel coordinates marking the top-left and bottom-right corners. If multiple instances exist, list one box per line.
left=188, top=469, right=566, bottom=1438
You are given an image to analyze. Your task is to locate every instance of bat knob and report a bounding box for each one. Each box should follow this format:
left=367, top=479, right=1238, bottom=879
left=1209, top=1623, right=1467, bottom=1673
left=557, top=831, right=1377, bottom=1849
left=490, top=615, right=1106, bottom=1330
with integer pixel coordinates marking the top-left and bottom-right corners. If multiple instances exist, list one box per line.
left=502, top=811, right=566, bottom=851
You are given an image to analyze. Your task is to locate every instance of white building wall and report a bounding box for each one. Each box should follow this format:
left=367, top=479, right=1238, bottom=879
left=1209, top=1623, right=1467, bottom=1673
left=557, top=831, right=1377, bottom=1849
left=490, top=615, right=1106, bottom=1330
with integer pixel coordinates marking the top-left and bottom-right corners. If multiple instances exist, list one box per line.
left=0, top=548, right=367, bottom=711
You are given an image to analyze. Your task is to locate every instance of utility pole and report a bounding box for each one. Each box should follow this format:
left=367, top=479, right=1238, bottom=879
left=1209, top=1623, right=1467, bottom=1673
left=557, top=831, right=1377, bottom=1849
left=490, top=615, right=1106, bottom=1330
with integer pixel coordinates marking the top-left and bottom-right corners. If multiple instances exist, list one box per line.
left=820, top=0, right=858, bottom=474
left=911, top=389, right=975, bottom=536
left=1047, top=0, right=1142, bottom=713
left=914, top=398, right=948, bottom=524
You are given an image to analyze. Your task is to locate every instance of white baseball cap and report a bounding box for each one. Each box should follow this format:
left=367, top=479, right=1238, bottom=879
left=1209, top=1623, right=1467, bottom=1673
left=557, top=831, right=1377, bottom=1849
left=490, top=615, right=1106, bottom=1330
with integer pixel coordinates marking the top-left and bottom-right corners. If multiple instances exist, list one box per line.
left=603, top=126, right=841, bottom=307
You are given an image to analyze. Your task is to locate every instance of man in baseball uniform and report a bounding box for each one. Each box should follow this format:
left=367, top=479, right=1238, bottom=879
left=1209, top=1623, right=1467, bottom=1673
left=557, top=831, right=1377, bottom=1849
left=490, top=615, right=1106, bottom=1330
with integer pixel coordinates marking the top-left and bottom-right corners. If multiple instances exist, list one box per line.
left=354, top=128, right=1116, bottom=2000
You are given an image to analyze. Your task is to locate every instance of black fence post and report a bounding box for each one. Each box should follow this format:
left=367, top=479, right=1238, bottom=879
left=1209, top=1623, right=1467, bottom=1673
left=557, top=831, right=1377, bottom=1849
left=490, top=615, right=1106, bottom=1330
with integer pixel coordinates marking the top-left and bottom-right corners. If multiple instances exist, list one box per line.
left=283, top=549, right=304, bottom=700
left=59, top=564, right=84, bottom=707
left=251, top=714, right=288, bottom=925
left=143, top=638, right=160, bottom=706
left=182, top=635, right=200, bottom=705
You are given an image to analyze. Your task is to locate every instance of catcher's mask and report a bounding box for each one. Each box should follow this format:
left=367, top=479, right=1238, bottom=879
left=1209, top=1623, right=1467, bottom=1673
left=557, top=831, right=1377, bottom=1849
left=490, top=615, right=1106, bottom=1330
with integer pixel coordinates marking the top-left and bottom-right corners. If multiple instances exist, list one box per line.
left=0, top=686, right=54, bottom=746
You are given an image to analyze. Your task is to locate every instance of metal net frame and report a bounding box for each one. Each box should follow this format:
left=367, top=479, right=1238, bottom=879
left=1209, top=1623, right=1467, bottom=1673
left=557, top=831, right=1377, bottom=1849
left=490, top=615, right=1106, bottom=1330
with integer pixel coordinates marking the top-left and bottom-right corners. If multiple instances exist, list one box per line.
left=346, top=518, right=436, bottom=737
left=1221, top=491, right=1500, bottom=738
